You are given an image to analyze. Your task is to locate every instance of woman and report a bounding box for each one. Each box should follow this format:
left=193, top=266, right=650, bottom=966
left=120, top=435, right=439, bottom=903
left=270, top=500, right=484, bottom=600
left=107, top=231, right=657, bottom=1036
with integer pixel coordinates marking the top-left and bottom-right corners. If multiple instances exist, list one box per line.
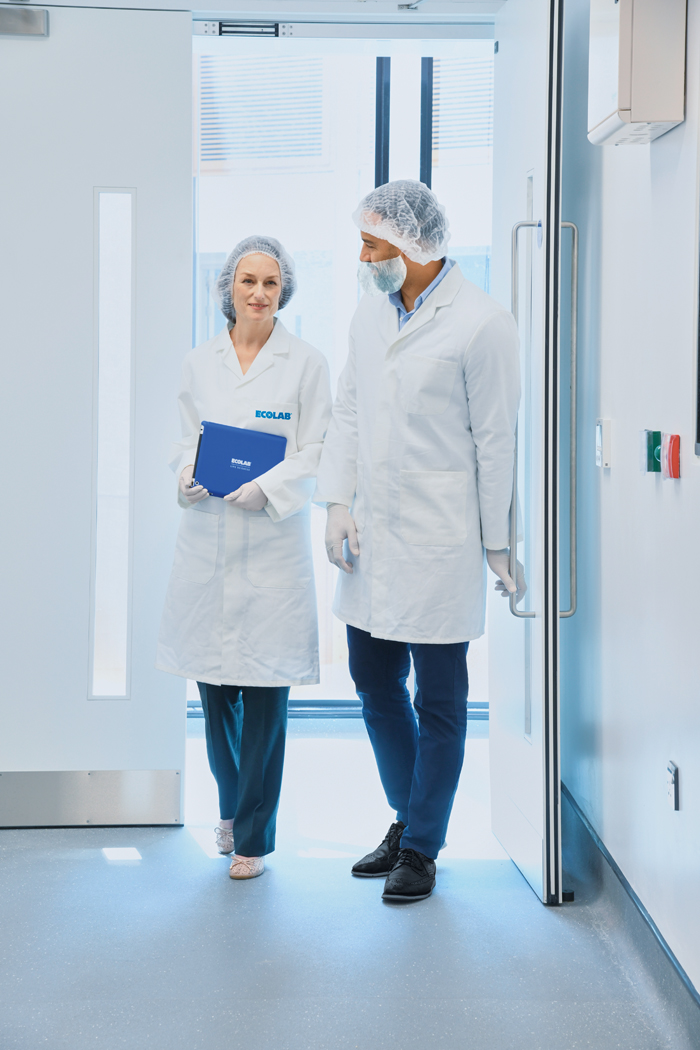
left=157, top=236, right=331, bottom=880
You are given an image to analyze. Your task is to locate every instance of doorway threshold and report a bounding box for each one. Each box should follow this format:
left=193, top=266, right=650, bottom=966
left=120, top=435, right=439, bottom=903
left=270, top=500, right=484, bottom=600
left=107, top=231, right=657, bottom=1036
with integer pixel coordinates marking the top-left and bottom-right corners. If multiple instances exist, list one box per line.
left=187, top=699, right=490, bottom=719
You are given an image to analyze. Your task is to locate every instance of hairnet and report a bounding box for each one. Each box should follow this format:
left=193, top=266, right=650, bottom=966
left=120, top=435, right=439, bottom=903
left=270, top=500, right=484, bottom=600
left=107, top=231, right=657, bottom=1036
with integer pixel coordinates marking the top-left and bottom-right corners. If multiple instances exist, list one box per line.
left=215, top=235, right=297, bottom=323
left=352, top=180, right=450, bottom=265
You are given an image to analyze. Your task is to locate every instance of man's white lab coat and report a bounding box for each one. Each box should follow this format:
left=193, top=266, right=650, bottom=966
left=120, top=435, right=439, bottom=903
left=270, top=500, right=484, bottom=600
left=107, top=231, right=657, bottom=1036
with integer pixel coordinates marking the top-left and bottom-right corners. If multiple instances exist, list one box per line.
left=314, top=264, right=520, bottom=644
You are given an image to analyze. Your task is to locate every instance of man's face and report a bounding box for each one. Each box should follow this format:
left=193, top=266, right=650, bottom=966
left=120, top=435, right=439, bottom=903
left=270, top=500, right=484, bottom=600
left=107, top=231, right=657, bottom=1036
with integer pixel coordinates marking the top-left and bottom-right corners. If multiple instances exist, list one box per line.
left=359, top=232, right=402, bottom=264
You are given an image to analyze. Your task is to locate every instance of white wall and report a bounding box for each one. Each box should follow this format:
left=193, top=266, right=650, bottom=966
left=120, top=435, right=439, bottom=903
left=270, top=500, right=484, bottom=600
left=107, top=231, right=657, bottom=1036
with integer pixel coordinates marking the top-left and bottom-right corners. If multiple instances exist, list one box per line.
left=561, top=0, right=700, bottom=991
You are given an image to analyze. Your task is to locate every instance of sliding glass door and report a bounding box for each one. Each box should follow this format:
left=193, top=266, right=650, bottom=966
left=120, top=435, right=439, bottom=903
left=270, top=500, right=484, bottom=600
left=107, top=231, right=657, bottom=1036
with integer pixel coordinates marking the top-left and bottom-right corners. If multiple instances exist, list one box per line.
left=192, top=29, right=496, bottom=708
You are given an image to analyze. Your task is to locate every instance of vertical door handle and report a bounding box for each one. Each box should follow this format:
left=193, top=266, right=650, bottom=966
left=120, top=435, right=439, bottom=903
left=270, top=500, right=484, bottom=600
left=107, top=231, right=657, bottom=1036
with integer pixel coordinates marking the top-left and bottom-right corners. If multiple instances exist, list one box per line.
left=509, top=220, right=579, bottom=619
left=559, top=221, right=578, bottom=618
left=509, top=221, right=537, bottom=618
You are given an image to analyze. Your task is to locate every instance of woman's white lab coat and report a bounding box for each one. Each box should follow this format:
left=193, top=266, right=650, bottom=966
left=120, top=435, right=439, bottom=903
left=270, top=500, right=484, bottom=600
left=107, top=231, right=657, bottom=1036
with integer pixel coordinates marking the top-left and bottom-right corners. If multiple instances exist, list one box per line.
left=314, top=264, right=520, bottom=644
left=157, top=320, right=332, bottom=687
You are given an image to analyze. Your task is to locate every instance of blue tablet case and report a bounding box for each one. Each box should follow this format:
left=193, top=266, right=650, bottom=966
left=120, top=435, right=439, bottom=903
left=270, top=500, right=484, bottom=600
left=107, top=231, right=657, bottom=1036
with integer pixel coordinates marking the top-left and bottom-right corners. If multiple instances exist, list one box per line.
left=192, top=421, right=287, bottom=499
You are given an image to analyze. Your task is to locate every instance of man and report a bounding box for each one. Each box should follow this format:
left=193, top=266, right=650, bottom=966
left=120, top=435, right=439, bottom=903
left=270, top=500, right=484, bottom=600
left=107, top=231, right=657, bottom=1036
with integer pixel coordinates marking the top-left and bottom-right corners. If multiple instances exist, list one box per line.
left=314, top=180, right=523, bottom=902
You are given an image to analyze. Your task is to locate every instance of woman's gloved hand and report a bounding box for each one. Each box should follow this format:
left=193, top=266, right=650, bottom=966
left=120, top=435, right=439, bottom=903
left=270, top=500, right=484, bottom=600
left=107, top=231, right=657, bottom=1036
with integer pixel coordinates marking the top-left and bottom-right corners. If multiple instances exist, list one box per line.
left=486, top=548, right=527, bottom=602
left=224, top=480, right=268, bottom=512
left=179, top=464, right=209, bottom=505
left=325, top=503, right=359, bottom=574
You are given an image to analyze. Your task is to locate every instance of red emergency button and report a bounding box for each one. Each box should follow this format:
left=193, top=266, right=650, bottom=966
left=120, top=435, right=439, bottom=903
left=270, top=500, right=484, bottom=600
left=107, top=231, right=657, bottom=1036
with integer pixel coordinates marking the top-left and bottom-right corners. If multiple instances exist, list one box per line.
left=661, top=434, right=680, bottom=479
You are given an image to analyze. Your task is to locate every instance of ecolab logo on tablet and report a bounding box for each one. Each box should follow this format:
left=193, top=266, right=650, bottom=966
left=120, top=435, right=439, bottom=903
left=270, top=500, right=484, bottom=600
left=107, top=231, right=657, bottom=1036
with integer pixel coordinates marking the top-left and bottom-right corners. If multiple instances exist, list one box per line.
left=231, top=458, right=252, bottom=470
left=256, top=410, right=291, bottom=420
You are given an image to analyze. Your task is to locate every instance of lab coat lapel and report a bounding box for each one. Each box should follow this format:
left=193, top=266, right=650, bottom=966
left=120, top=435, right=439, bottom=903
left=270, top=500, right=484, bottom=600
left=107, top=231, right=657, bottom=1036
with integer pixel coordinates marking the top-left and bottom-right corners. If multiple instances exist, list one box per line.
left=388, top=264, right=464, bottom=348
left=216, top=328, right=243, bottom=379
left=370, top=296, right=400, bottom=352
left=222, top=319, right=288, bottom=387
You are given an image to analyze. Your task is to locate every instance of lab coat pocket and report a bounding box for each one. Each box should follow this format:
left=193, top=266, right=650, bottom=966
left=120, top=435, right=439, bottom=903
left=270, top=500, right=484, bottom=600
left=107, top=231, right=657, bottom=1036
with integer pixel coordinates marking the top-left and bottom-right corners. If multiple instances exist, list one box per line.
left=400, top=355, right=458, bottom=415
left=172, top=508, right=220, bottom=584
left=247, top=513, right=312, bottom=589
left=399, top=470, right=468, bottom=546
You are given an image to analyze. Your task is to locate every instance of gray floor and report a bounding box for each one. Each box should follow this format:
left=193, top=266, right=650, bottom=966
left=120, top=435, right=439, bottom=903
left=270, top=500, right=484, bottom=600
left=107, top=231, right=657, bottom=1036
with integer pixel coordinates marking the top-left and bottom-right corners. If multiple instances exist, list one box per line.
left=0, top=720, right=682, bottom=1050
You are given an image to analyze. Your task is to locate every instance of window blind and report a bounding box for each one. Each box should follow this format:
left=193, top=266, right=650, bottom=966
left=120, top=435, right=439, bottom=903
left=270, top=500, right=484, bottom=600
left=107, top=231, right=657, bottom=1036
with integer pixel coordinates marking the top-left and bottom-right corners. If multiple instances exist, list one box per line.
left=199, top=55, right=324, bottom=171
left=433, top=58, right=494, bottom=151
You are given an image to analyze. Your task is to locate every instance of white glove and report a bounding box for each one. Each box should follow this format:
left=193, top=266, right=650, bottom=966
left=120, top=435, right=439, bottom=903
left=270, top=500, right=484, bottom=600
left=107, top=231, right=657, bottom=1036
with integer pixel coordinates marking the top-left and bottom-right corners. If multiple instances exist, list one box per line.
left=179, top=464, right=209, bottom=505
left=223, top=480, right=268, bottom=512
left=325, top=503, right=359, bottom=574
left=486, top=548, right=527, bottom=602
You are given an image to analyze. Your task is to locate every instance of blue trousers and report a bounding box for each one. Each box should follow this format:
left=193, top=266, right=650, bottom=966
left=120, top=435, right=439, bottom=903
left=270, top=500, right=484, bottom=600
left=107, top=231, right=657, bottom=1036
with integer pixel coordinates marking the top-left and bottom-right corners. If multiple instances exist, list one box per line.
left=197, top=683, right=289, bottom=858
left=347, top=626, right=469, bottom=860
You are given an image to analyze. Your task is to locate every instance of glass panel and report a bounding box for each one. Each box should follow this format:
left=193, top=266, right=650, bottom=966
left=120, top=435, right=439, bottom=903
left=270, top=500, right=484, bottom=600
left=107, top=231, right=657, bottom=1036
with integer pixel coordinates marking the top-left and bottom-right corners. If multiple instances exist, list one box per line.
left=91, top=191, right=133, bottom=698
left=432, top=51, right=494, bottom=292
left=192, top=36, right=494, bottom=704
left=389, top=54, right=422, bottom=180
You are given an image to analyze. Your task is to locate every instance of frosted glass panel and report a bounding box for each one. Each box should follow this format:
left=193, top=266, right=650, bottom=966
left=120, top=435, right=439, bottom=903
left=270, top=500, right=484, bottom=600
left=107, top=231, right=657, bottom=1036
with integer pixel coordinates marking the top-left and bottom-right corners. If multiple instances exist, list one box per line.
left=91, top=192, right=133, bottom=698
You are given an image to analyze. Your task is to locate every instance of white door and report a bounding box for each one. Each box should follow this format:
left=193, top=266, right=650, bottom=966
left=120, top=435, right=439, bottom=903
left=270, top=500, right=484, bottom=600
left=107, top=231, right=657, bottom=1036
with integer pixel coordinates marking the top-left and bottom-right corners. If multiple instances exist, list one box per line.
left=0, top=6, right=193, bottom=825
left=489, top=0, right=568, bottom=903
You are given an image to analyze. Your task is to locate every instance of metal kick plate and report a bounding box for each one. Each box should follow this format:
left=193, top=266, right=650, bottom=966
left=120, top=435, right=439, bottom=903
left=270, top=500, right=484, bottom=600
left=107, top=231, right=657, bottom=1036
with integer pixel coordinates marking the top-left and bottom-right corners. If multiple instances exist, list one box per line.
left=0, top=770, right=182, bottom=826
left=0, top=8, right=49, bottom=36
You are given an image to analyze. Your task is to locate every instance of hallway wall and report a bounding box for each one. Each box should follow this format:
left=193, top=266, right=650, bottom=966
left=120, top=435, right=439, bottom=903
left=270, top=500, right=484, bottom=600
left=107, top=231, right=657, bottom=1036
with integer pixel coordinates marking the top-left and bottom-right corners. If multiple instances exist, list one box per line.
left=561, top=0, right=700, bottom=991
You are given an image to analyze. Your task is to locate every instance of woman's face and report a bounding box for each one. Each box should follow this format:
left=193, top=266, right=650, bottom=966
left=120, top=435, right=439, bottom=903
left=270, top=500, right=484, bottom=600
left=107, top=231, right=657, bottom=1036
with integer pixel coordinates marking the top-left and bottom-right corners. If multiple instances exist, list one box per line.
left=231, top=253, right=282, bottom=323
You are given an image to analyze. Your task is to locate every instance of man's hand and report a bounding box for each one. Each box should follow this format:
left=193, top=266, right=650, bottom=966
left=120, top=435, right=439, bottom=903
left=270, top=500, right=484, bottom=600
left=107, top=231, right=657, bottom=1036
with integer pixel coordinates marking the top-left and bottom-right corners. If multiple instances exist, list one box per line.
left=179, top=464, right=209, bottom=505
left=325, top=503, right=359, bottom=574
left=486, top=548, right=527, bottom=602
left=223, top=481, right=268, bottom=512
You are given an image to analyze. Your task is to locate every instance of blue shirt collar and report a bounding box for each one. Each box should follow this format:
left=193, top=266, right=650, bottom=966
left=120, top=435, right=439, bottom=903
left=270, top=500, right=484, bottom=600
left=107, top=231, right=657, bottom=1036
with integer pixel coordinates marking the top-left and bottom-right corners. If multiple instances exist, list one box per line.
left=388, top=257, right=455, bottom=330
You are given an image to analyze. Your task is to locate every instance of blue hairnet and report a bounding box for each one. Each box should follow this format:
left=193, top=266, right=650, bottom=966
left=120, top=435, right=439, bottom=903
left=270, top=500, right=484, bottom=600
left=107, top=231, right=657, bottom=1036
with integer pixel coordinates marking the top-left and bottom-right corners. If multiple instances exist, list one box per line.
left=215, top=235, right=297, bottom=323
left=352, top=180, right=450, bottom=265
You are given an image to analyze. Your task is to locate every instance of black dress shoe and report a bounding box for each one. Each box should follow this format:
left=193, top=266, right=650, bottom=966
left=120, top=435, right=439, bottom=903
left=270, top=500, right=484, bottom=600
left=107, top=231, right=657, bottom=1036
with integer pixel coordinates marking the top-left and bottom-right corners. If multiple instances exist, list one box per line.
left=351, top=821, right=406, bottom=878
left=382, top=848, right=436, bottom=901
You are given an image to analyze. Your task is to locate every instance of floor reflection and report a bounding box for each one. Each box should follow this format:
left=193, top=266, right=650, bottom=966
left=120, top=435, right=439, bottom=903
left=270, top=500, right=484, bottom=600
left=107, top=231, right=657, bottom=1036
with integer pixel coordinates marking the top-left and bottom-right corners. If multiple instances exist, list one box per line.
left=185, top=716, right=507, bottom=862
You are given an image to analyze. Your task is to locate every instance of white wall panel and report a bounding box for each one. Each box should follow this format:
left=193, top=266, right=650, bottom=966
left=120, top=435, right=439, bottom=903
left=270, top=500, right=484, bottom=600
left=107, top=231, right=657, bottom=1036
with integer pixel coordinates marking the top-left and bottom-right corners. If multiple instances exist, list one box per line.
left=561, top=0, right=700, bottom=992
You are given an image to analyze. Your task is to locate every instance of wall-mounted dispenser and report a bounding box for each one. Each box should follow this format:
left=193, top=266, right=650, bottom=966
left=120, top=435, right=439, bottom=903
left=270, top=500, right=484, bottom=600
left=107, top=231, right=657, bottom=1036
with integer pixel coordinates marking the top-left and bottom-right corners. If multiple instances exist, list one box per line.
left=588, top=0, right=687, bottom=146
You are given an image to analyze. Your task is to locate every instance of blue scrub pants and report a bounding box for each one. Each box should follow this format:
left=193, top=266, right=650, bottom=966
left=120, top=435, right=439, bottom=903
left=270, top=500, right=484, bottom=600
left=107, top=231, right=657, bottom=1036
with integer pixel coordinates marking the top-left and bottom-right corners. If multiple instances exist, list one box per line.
left=347, top=626, right=469, bottom=860
left=197, top=683, right=289, bottom=858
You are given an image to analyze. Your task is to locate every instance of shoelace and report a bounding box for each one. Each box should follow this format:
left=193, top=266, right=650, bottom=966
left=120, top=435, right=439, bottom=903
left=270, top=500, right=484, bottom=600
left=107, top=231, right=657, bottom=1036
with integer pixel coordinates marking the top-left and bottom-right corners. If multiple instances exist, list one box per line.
left=394, top=848, right=429, bottom=874
left=383, top=821, right=406, bottom=850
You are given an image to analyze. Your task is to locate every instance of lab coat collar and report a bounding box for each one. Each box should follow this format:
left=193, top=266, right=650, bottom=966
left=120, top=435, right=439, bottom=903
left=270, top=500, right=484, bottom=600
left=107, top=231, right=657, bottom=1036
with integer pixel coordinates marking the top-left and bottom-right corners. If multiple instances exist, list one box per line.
left=217, top=318, right=289, bottom=385
left=387, top=263, right=464, bottom=347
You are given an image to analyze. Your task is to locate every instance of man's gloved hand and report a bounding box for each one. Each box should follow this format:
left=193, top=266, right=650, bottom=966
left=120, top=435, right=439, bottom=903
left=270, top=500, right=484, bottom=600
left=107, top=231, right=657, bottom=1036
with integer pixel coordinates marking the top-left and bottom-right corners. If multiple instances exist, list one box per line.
left=325, top=503, right=359, bottom=574
left=223, top=481, right=268, bottom=512
left=486, top=548, right=527, bottom=602
left=179, top=464, right=209, bottom=505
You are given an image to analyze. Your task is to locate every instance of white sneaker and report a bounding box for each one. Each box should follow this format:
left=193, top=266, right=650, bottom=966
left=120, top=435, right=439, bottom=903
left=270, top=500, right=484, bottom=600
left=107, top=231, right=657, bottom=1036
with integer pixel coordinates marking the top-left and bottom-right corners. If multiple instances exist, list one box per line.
left=215, top=825, right=234, bottom=855
left=229, top=854, right=265, bottom=880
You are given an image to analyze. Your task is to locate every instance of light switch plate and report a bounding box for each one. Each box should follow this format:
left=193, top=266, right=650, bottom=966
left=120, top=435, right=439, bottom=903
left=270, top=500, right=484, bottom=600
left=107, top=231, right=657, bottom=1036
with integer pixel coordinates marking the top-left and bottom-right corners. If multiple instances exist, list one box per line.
left=596, top=419, right=611, bottom=468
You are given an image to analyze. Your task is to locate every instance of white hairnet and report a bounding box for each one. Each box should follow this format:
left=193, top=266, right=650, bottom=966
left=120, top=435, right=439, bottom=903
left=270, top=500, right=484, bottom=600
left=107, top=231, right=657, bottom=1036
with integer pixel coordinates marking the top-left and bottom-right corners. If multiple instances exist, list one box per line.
left=352, top=180, right=450, bottom=265
left=215, top=235, right=297, bottom=323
